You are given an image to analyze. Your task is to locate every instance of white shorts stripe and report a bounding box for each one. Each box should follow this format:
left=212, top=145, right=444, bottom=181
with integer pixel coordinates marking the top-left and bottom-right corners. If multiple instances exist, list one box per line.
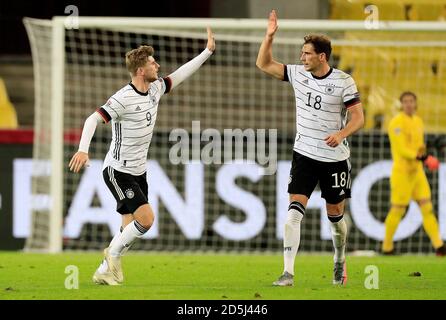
left=109, top=167, right=125, bottom=200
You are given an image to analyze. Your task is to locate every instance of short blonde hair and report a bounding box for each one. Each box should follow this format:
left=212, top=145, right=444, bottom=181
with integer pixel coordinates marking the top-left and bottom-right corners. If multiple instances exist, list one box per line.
left=125, top=45, right=154, bottom=76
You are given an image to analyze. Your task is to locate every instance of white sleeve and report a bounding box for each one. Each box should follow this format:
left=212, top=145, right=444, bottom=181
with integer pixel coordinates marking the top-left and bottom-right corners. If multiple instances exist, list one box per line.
left=100, top=96, right=125, bottom=121
left=285, top=64, right=298, bottom=83
left=166, top=48, right=213, bottom=91
left=343, top=76, right=361, bottom=108
left=78, top=112, right=103, bottom=153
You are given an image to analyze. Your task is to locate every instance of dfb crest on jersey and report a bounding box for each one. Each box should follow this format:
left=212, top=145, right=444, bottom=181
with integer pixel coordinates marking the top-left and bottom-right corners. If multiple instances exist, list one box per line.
left=125, top=188, right=135, bottom=199
left=146, top=111, right=152, bottom=126
left=150, top=95, right=157, bottom=105
left=325, top=83, right=335, bottom=95
left=325, top=83, right=335, bottom=94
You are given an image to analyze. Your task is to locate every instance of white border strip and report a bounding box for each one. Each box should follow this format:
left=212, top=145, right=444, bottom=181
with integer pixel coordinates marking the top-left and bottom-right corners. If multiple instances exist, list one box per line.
left=46, top=16, right=446, bottom=32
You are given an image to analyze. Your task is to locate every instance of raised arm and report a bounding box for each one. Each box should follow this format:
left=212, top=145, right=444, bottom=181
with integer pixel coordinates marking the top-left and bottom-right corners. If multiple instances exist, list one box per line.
left=256, top=10, right=285, bottom=80
left=68, top=112, right=103, bottom=173
left=166, top=27, right=215, bottom=92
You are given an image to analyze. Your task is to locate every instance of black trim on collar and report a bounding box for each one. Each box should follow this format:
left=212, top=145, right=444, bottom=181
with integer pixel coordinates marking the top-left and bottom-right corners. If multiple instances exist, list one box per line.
left=129, top=82, right=149, bottom=96
left=311, top=67, right=333, bottom=80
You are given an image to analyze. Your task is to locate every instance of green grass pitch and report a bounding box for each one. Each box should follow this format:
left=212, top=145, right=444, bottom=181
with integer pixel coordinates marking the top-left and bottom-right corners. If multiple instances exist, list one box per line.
left=0, top=251, right=445, bottom=300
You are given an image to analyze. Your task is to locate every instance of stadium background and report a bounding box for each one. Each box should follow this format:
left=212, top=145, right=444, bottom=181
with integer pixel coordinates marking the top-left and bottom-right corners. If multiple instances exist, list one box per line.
left=1, top=0, right=446, bottom=256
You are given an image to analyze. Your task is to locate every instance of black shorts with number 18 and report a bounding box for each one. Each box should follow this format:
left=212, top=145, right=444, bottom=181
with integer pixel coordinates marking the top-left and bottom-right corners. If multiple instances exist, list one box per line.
left=288, top=151, right=351, bottom=204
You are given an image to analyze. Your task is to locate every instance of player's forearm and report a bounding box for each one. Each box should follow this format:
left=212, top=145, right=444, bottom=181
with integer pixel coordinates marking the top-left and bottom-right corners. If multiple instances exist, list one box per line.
left=78, top=112, right=103, bottom=153
left=167, top=48, right=213, bottom=90
left=256, top=35, right=274, bottom=70
left=256, top=36, right=284, bottom=79
left=338, top=109, right=364, bottom=139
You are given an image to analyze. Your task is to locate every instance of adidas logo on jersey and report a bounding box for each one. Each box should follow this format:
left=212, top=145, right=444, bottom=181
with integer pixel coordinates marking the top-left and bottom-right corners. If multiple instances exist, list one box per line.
left=135, top=105, right=141, bottom=111
left=303, top=79, right=309, bottom=84
left=339, top=189, right=345, bottom=196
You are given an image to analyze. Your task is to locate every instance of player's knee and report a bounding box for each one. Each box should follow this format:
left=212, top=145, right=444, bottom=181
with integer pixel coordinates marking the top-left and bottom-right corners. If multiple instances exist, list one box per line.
left=327, top=214, right=344, bottom=223
left=289, top=194, right=308, bottom=207
left=142, top=210, right=155, bottom=229
left=326, top=201, right=344, bottom=216
left=418, top=201, right=434, bottom=216
left=417, top=199, right=431, bottom=208
left=326, top=201, right=345, bottom=223
left=389, top=205, right=407, bottom=219
left=134, top=204, right=155, bottom=229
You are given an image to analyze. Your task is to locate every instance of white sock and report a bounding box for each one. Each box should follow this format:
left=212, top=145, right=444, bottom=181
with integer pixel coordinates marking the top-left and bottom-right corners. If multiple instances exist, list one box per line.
left=329, top=215, right=347, bottom=263
left=283, top=201, right=305, bottom=275
left=97, top=226, right=123, bottom=274
left=109, top=220, right=148, bottom=257
left=121, top=243, right=132, bottom=256
left=109, top=226, right=123, bottom=249
left=97, top=259, right=108, bottom=274
left=111, top=226, right=134, bottom=256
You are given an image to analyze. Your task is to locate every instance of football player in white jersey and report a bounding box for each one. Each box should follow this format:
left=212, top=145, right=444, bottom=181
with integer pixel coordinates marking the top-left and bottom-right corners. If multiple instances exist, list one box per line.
left=69, top=28, right=215, bottom=285
left=256, top=10, right=364, bottom=286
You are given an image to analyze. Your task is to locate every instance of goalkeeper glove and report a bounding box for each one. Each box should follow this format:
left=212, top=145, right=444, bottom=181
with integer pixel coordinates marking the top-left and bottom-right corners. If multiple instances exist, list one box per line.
left=417, top=154, right=439, bottom=171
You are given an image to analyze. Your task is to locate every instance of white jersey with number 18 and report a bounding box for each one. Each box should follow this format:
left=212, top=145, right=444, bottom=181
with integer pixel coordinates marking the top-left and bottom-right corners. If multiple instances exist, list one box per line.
left=285, top=64, right=360, bottom=162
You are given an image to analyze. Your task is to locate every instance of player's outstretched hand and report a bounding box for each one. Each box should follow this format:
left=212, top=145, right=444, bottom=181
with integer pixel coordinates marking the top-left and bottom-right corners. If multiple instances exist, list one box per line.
left=266, top=10, right=279, bottom=37
left=69, top=151, right=89, bottom=173
left=206, top=27, right=215, bottom=52
left=424, top=155, right=439, bottom=171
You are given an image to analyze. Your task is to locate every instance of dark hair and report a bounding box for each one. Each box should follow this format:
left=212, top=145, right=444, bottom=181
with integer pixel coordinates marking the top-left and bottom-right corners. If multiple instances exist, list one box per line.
left=399, top=91, right=417, bottom=102
left=303, top=34, right=332, bottom=61
left=125, top=45, right=155, bottom=76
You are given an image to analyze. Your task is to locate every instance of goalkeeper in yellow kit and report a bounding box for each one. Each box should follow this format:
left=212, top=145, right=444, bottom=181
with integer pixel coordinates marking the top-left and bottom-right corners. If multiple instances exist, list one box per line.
left=383, top=91, right=446, bottom=256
